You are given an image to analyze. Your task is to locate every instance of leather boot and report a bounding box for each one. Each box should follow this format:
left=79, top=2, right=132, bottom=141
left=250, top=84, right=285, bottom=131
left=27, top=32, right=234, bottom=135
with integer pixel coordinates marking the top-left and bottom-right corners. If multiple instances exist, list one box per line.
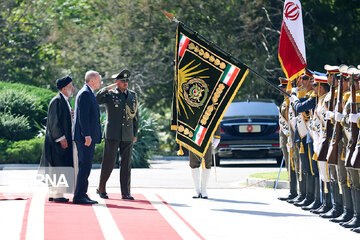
left=191, top=168, right=201, bottom=198
left=295, top=173, right=315, bottom=207
left=278, top=168, right=298, bottom=201
left=320, top=182, right=343, bottom=218
left=341, top=189, right=360, bottom=228
left=311, top=182, right=333, bottom=214
left=288, top=174, right=306, bottom=204
left=331, top=185, right=353, bottom=223
left=302, top=176, right=322, bottom=211
left=200, top=168, right=211, bottom=199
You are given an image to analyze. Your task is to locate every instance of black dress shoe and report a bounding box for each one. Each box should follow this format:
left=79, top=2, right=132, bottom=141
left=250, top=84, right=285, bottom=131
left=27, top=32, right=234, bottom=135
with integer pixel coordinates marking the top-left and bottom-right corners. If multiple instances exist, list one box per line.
left=294, top=198, right=314, bottom=207
left=351, top=226, right=360, bottom=233
left=96, top=189, right=109, bottom=199
left=302, top=200, right=322, bottom=211
left=193, top=194, right=201, bottom=199
left=311, top=202, right=332, bottom=214
left=340, top=216, right=360, bottom=228
left=201, top=195, right=208, bottom=199
left=122, top=194, right=134, bottom=200
left=48, top=197, right=54, bottom=201
left=73, top=197, right=98, bottom=204
left=320, top=206, right=343, bottom=219
left=330, top=209, right=354, bottom=223
left=53, top=197, right=69, bottom=203
left=278, top=193, right=297, bottom=201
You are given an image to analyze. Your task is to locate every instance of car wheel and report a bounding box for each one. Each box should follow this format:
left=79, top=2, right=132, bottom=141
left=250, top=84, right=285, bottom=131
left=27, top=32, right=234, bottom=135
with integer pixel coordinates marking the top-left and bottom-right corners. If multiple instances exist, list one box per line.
left=211, top=154, right=221, bottom=166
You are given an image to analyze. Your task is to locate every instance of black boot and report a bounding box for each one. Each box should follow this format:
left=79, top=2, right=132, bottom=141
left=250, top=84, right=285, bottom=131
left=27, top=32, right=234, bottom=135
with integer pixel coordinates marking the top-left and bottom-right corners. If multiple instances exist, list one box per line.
left=312, top=182, right=333, bottom=214
left=303, top=176, right=322, bottom=211
left=278, top=169, right=297, bottom=201
left=320, top=182, right=343, bottom=218
left=331, top=185, right=353, bottom=223
left=340, top=189, right=360, bottom=228
left=288, top=174, right=306, bottom=204
left=295, top=173, right=314, bottom=207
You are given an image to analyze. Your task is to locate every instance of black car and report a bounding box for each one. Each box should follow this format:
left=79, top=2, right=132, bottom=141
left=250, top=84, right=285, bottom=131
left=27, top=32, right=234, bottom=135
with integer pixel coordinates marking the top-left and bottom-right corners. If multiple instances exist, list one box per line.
left=214, top=99, right=282, bottom=166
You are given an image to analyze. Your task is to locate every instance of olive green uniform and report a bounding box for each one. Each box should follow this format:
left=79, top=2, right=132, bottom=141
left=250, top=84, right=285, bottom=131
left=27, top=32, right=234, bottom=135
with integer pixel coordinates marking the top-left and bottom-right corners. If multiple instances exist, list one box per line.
left=96, top=87, right=138, bottom=196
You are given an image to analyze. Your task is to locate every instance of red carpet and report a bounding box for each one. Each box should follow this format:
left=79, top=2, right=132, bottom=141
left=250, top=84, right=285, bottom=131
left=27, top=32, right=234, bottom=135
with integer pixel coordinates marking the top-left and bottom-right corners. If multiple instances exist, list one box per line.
left=106, top=194, right=182, bottom=240
left=44, top=199, right=104, bottom=240
left=17, top=193, right=195, bottom=239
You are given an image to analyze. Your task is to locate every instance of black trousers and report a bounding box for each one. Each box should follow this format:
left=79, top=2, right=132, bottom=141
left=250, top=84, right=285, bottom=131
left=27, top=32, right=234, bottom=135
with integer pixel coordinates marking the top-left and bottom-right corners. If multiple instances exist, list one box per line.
left=99, top=139, right=133, bottom=195
left=74, top=141, right=95, bottom=200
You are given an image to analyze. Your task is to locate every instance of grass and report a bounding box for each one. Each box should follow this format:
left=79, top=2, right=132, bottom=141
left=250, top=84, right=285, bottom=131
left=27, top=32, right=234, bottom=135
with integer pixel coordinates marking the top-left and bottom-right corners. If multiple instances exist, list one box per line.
left=249, top=171, right=288, bottom=181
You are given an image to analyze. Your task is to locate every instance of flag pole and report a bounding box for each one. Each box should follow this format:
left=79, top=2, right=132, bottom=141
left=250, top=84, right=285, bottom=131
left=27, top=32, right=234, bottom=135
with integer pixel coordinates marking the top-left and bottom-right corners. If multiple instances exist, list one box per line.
left=162, top=11, right=291, bottom=97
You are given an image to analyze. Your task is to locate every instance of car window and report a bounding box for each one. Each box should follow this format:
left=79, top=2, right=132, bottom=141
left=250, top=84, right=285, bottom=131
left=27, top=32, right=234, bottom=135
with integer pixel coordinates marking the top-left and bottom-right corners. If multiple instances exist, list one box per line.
left=224, top=101, right=279, bottom=117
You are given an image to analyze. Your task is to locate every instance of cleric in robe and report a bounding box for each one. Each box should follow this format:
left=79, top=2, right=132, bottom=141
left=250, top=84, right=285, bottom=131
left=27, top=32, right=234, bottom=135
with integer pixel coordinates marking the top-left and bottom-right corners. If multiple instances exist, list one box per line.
left=39, top=76, right=75, bottom=203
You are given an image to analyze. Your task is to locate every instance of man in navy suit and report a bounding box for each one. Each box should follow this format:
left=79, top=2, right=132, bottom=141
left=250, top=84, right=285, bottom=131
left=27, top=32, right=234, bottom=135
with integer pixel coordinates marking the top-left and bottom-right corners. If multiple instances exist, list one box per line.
left=73, top=70, right=102, bottom=204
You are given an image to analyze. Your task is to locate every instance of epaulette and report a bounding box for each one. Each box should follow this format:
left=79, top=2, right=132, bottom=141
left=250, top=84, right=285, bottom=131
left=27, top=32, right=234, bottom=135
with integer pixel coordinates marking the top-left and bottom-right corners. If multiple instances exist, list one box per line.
left=297, top=88, right=306, bottom=98
left=343, top=91, right=351, bottom=103
left=306, top=90, right=314, bottom=97
left=310, top=92, right=317, bottom=98
left=356, top=92, right=360, bottom=103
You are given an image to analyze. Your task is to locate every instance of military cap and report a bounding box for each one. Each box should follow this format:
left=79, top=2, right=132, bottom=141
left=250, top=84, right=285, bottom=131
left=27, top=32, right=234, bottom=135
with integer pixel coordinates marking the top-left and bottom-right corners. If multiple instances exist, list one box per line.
left=278, top=77, right=288, bottom=87
left=302, top=68, right=313, bottom=79
left=347, top=66, right=360, bottom=80
left=324, top=65, right=340, bottom=75
left=339, top=64, right=349, bottom=78
left=56, top=75, right=72, bottom=90
left=111, top=69, right=131, bottom=80
left=313, top=75, right=328, bottom=85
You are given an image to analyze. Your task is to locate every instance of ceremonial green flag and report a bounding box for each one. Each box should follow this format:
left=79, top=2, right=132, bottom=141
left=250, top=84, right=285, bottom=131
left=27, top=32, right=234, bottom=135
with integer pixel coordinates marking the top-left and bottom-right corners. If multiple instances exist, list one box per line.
left=171, top=23, right=249, bottom=157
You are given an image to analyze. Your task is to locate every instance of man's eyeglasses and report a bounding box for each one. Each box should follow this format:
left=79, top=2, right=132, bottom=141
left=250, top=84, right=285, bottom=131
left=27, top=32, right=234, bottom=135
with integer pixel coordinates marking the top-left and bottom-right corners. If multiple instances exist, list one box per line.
left=120, top=79, right=129, bottom=83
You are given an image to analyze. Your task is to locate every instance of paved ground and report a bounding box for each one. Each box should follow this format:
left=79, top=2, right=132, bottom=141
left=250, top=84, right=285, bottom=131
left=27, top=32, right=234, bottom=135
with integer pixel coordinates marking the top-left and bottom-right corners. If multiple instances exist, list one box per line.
left=0, top=158, right=359, bottom=239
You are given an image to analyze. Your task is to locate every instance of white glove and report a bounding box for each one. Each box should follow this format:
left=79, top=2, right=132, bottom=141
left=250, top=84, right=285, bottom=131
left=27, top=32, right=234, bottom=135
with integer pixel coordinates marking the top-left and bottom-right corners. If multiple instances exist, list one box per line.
left=291, top=87, right=298, bottom=95
left=349, top=113, right=360, bottom=123
left=212, top=138, right=220, bottom=149
left=325, top=111, right=334, bottom=120
left=289, top=95, right=298, bottom=103
left=334, top=112, right=345, bottom=122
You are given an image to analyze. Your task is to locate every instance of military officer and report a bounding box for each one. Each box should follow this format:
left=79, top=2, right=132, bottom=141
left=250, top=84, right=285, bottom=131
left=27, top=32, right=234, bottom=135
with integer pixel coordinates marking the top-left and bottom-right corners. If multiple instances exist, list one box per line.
left=96, top=69, right=138, bottom=200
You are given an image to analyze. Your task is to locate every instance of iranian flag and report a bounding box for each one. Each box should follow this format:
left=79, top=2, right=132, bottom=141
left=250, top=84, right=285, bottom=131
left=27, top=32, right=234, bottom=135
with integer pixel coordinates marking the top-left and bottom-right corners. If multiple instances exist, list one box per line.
left=220, top=64, right=240, bottom=86
left=278, top=0, right=306, bottom=80
left=178, top=34, right=190, bottom=58
left=193, top=125, right=207, bottom=145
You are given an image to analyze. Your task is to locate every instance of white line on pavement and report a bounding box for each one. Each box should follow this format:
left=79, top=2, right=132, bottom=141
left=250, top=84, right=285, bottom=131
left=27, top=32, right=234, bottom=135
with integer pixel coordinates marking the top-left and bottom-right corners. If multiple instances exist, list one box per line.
left=144, top=193, right=202, bottom=240
left=91, top=193, right=124, bottom=240
left=25, top=191, right=46, bottom=240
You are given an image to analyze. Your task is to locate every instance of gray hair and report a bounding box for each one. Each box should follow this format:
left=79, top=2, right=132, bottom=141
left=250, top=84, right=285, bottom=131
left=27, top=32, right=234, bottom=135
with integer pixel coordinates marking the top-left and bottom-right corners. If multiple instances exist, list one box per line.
left=85, top=70, right=100, bottom=83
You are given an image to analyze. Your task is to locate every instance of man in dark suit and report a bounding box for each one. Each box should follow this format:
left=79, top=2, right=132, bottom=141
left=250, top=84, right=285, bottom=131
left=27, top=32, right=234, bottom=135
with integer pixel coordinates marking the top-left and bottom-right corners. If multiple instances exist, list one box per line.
left=40, top=76, right=75, bottom=203
left=73, top=70, right=102, bottom=204
left=96, top=69, right=138, bottom=200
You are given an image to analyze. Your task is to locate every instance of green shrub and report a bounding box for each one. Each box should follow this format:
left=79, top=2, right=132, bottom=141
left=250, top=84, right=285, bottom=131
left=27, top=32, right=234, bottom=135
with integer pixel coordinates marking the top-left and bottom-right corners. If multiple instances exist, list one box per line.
left=0, top=81, right=56, bottom=140
left=93, top=140, right=104, bottom=164
left=4, top=137, right=44, bottom=164
left=0, top=113, right=33, bottom=141
left=0, top=139, right=10, bottom=163
left=131, top=106, right=159, bottom=168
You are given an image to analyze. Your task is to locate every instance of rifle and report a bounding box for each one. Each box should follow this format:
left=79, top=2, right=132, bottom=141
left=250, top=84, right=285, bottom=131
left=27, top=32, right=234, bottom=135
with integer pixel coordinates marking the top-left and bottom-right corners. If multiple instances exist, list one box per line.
left=327, top=73, right=344, bottom=164
left=317, top=74, right=336, bottom=161
left=345, top=72, right=358, bottom=167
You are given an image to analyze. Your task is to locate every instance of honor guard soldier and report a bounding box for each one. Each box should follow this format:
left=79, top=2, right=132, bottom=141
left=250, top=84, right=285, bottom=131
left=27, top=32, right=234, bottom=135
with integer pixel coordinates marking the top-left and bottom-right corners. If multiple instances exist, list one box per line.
left=96, top=69, right=138, bottom=200
left=310, top=73, right=332, bottom=214
left=321, top=65, right=349, bottom=219
left=290, top=70, right=323, bottom=210
left=278, top=77, right=298, bottom=201
left=286, top=78, right=303, bottom=205
left=329, top=66, right=355, bottom=224
left=289, top=70, right=317, bottom=208
left=339, top=66, right=360, bottom=232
